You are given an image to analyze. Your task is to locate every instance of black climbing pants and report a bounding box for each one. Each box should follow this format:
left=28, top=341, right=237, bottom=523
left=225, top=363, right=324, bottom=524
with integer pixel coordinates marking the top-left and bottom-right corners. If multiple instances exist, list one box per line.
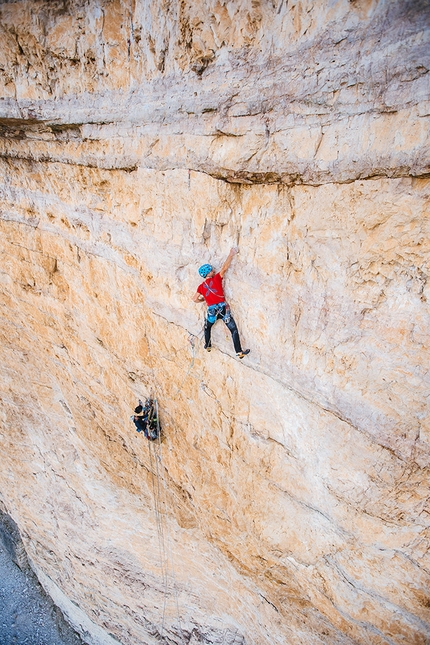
left=204, top=304, right=243, bottom=354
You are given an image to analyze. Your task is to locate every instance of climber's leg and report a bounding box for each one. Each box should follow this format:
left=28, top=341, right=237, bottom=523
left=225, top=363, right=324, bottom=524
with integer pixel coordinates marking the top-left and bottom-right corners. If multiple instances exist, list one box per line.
left=224, top=315, right=244, bottom=354
left=204, top=318, right=215, bottom=350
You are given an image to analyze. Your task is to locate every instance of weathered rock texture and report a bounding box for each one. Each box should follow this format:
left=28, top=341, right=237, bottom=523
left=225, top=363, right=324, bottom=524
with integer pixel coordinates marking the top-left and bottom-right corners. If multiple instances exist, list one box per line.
left=0, top=1, right=429, bottom=644
left=0, top=506, right=87, bottom=645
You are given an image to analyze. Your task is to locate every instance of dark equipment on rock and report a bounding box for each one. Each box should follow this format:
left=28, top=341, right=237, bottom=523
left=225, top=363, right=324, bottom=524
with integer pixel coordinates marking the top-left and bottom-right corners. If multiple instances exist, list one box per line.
left=132, top=398, right=160, bottom=441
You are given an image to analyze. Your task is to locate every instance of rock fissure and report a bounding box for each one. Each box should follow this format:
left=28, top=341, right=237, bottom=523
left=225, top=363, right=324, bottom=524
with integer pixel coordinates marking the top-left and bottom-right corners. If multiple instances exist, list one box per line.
left=324, top=554, right=430, bottom=635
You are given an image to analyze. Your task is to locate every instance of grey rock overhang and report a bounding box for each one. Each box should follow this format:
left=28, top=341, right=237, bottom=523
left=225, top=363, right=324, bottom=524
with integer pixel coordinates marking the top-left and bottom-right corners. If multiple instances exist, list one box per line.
left=0, top=0, right=429, bottom=185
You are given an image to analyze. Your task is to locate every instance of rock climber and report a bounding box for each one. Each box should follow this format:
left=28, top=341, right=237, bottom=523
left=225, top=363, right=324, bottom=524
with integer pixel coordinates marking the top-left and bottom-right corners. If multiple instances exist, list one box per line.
left=193, top=247, right=250, bottom=359
left=131, top=399, right=159, bottom=440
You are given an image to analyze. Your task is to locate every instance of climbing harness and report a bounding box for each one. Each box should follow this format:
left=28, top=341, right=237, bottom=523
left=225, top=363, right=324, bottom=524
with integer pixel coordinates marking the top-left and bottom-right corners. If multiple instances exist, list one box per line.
left=207, top=302, right=231, bottom=324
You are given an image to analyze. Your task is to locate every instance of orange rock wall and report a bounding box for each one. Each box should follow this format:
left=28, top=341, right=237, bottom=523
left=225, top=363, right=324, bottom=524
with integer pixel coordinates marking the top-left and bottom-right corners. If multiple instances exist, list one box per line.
left=0, top=1, right=429, bottom=644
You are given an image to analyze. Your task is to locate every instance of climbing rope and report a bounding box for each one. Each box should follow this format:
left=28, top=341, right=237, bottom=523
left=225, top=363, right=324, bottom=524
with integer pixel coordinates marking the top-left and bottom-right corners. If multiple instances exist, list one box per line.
left=141, top=323, right=188, bottom=644
left=138, top=300, right=231, bottom=643
left=153, top=400, right=186, bottom=642
left=171, top=331, right=200, bottom=398
left=147, top=400, right=186, bottom=644
left=133, top=242, right=245, bottom=641
left=147, top=430, right=168, bottom=612
left=151, top=431, right=169, bottom=635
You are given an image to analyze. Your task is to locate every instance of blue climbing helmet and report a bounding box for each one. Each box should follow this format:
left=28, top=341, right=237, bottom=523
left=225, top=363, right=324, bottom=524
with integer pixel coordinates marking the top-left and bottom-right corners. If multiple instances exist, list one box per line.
left=198, top=264, right=213, bottom=278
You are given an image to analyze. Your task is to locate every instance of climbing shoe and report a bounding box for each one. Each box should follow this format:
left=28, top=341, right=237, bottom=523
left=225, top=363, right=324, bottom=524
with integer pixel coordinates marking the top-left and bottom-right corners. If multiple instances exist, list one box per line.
left=205, top=345, right=212, bottom=352
left=236, top=349, right=250, bottom=359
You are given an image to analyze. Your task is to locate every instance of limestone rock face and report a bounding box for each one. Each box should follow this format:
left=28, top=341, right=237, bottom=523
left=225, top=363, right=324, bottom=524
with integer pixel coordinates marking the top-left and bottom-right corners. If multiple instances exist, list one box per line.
left=0, top=1, right=429, bottom=644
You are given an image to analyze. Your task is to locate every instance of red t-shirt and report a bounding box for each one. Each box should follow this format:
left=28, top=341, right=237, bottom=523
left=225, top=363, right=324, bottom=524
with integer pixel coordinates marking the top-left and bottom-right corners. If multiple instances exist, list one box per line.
left=197, top=273, right=226, bottom=306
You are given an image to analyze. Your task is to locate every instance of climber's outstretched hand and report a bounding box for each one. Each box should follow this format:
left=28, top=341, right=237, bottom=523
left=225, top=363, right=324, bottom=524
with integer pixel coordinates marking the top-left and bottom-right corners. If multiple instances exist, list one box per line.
left=220, top=247, right=239, bottom=277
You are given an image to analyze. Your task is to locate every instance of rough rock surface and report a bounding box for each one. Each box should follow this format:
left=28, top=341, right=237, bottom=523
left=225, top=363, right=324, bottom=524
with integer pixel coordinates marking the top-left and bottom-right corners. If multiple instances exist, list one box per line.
left=0, top=1, right=429, bottom=644
left=0, top=507, right=87, bottom=645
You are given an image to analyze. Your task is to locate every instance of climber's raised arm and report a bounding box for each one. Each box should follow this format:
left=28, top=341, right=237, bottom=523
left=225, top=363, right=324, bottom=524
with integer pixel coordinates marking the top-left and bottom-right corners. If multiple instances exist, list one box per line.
left=219, top=247, right=238, bottom=278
